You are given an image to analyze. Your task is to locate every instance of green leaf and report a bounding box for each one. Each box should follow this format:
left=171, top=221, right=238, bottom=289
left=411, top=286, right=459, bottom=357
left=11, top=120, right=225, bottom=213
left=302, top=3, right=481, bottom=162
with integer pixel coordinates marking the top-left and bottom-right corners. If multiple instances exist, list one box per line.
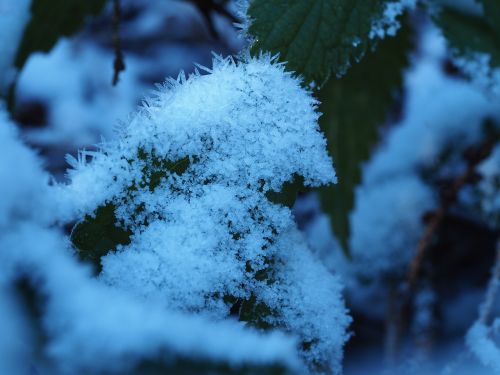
left=14, top=0, right=108, bottom=70
left=239, top=294, right=276, bottom=330
left=247, top=0, right=393, bottom=84
left=317, top=21, right=413, bottom=253
left=435, top=4, right=500, bottom=68
left=71, top=203, right=131, bottom=272
left=265, top=175, right=305, bottom=208
left=479, top=0, right=500, bottom=42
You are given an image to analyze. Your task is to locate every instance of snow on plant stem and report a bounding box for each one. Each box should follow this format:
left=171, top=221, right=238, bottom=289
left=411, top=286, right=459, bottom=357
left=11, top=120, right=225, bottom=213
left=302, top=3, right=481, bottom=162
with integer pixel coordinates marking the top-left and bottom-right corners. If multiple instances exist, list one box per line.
left=66, top=55, right=351, bottom=374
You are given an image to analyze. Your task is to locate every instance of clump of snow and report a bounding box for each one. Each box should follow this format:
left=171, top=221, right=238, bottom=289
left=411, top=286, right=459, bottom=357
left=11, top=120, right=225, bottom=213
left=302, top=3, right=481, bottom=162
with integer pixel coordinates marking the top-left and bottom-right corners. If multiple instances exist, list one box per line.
left=369, top=0, right=416, bottom=40
left=466, top=321, right=500, bottom=374
left=350, top=175, right=435, bottom=279
left=0, top=0, right=31, bottom=92
left=0, top=109, right=49, bottom=227
left=66, top=55, right=350, bottom=373
left=0, top=108, right=304, bottom=374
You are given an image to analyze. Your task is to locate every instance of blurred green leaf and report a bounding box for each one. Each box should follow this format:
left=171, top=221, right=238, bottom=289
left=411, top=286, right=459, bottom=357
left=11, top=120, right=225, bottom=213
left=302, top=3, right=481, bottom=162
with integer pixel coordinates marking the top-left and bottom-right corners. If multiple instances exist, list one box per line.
left=317, top=22, right=413, bottom=253
left=435, top=5, right=500, bottom=68
left=247, top=0, right=394, bottom=84
left=479, top=0, right=500, bottom=42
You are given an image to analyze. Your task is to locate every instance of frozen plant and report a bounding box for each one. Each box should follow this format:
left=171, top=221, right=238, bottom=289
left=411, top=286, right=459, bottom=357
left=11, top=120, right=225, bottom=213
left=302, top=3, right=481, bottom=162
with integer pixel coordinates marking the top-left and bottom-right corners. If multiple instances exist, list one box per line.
left=0, top=107, right=304, bottom=374
left=65, top=55, right=351, bottom=374
left=347, top=26, right=500, bottom=281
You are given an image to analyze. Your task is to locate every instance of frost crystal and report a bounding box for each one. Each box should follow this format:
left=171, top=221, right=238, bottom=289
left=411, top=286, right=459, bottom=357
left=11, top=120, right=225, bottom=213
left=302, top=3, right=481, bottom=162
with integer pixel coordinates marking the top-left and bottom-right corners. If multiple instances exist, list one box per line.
left=67, top=55, right=350, bottom=374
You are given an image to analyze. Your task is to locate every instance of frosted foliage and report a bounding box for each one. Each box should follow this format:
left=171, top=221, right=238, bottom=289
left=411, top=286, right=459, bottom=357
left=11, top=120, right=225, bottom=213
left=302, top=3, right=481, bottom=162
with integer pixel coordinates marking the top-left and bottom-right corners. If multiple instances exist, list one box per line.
left=0, top=0, right=31, bottom=91
left=0, top=109, right=302, bottom=373
left=364, top=55, right=500, bottom=185
left=478, top=145, right=500, bottom=226
left=67, top=56, right=350, bottom=373
left=369, top=0, right=416, bottom=40
left=348, top=29, right=499, bottom=280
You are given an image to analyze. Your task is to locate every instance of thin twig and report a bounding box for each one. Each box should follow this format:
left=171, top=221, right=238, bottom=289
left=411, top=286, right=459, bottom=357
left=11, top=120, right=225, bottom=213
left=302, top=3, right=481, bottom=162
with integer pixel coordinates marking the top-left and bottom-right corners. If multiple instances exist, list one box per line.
left=112, top=0, right=125, bottom=86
